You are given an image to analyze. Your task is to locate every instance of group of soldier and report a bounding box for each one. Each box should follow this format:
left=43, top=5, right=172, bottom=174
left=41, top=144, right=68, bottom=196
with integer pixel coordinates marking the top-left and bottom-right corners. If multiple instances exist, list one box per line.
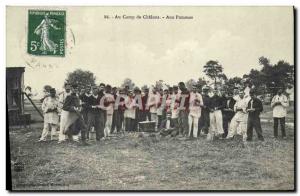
left=38, top=80, right=290, bottom=146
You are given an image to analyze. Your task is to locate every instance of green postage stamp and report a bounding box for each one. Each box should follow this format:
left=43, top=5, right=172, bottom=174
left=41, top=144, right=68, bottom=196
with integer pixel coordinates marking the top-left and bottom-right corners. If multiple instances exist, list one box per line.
left=27, top=10, right=66, bottom=57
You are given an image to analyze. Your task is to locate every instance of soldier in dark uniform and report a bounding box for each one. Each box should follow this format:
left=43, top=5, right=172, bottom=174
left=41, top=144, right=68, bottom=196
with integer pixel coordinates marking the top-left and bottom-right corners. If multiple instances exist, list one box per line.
left=246, top=89, right=264, bottom=141
left=62, top=84, right=89, bottom=146
left=198, top=86, right=210, bottom=135
left=221, top=91, right=236, bottom=138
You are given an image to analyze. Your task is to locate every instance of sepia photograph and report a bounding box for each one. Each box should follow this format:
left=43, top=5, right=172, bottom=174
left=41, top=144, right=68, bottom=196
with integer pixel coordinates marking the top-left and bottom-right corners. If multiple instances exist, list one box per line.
left=6, top=6, right=295, bottom=191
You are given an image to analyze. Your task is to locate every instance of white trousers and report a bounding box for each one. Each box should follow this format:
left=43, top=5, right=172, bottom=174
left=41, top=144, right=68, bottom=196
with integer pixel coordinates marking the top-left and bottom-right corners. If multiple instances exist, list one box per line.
left=104, top=114, right=113, bottom=137
left=207, top=110, right=224, bottom=140
left=188, top=115, right=199, bottom=138
left=227, top=114, right=248, bottom=141
left=40, top=123, right=58, bottom=140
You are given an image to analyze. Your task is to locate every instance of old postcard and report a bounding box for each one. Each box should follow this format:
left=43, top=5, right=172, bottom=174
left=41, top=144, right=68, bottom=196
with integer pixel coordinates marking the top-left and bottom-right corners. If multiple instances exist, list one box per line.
left=6, top=6, right=295, bottom=191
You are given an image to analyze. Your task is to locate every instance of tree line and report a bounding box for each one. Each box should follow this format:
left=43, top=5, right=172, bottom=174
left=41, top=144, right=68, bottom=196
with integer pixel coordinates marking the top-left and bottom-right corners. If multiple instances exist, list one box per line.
left=63, top=56, right=294, bottom=95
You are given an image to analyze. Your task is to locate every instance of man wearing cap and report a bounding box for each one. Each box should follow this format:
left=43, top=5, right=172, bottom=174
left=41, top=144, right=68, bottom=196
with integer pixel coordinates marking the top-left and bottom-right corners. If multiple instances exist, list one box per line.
left=207, top=89, right=224, bottom=140
left=188, top=83, right=203, bottom=138
left=198, top=86, right=210, bottom=135
left=226, top=90, right=249, bottom=142
left=271, top=88, right=289, bottom=139
left=39, top=88, right=60, bottom=141
left=246, top=89, right=264, bottom=141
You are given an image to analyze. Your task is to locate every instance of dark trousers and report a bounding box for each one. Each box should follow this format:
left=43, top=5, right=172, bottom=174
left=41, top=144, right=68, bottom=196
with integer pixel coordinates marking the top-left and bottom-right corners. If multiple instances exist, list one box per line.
left=125, top=118, right=135, bottom=132
left=159, top=110, right=167, bottom=128
left=178, top=110, right=189, bottom=136
left=86, top=112, right=96, bottom=139
left=274, top=117, right=286, bottom=137
left=141, top=110, right=151, bottom=121
left=198, top=109, right=210, bottom=135
left=222, top=112, right=234, bottom=138
left=247, top=115, right=264, bottom=140
left=82, top=110, right=88, bottom=124
left=170, top=118, right=177, bottom=128
left=69, top=117, right=87, bottom=142
left=134, top=109, right=143, bottom=131
left=95, top=111, right=106, bottom=140
left=112, top=110, right=124, bottom=132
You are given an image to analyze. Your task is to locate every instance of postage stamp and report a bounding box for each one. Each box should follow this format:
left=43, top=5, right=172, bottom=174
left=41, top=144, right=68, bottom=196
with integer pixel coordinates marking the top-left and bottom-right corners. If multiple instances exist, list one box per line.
left=27, top=10, right=66, bottom=57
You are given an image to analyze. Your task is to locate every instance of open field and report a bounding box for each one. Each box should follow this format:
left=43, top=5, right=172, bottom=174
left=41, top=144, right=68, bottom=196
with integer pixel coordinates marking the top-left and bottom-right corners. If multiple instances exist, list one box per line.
left=8, top=102, right=295, bottom=191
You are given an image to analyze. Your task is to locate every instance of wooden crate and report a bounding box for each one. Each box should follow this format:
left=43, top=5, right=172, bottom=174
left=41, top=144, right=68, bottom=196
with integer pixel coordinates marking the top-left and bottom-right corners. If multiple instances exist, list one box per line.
left=138, top=121, right=156, bottom=132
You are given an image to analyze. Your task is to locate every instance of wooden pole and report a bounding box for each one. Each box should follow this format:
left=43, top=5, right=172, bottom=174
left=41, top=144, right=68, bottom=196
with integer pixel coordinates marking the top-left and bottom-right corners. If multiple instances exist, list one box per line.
left=22, top=92, right=44, bottom=119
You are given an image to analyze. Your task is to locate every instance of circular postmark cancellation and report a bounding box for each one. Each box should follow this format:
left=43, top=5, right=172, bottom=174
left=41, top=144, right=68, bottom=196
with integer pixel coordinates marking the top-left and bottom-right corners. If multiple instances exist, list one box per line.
left=27, top=10, right=67, bottom=57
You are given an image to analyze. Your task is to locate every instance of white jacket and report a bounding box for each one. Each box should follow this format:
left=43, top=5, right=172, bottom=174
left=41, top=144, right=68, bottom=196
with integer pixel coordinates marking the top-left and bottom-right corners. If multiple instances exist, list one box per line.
left=271, top=94, right=289, bottom=118
left=189, top=92, right=203, bottom=118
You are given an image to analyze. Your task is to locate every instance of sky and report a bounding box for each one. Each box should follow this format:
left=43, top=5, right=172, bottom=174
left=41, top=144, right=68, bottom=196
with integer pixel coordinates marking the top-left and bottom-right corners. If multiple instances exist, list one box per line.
left=6, top=6, right=294, bottom=96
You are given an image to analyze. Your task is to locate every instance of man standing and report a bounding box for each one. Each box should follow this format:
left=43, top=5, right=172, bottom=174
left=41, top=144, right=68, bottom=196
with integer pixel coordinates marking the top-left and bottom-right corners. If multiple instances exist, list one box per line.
left=141, top=87, right=151, bottom=121
left=124, top=90, right=137, bottom=132
left=177, top=82, right=190, bottom=137
left=221, top=91, right=236, bottom=138
left=133, top=87, right=143, bottom=131
left=271, top=88, right=289, bottom=139
left=103, top=85, right=115, bottom=139
left=111, top=87, right=118, bottom=133
left=170, top=85, right=180, bottom=130
left=198, top=86, right=210, bottom=135
left=79, top=85, right=92, bottom=125
left=207, top=89, right=224, bottom=141
left=188, top=84, right=203, bottom=138
left=114, top=89, right=126, bottom=133
left=85, top=86, right=99, bottom=140
left=148, top=87, right=159, bottom=128
left=94, top=85, right=107, bottom=140
left=59, top=84, right=89, bottom=146
left=58, top=83, right=71, bottom=110
left=246, top=90, right=264, bottom=141
left=39, top=88, right=59, bottom=141
left=226, top=90, right=249, bottom=142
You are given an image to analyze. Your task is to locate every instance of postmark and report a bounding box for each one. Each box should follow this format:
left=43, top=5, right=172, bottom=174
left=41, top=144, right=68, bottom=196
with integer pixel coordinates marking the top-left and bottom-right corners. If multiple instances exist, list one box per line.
left=27, top=10, right=66, bottom=57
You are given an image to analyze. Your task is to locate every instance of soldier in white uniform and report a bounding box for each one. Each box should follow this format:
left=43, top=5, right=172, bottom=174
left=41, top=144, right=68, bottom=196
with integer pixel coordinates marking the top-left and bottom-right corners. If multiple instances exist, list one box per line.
left=188, top=84, right=203, bottom=138
left=226, top=90, right=249, bottom=141
left=39, top=88, right=59, bottom=141
left=271, top=88, right=289, bottom=138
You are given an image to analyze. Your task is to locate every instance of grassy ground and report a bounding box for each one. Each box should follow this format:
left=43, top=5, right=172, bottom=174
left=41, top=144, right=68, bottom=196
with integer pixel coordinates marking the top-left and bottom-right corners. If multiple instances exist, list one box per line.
left=9, top=103, right=295, bottom=191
